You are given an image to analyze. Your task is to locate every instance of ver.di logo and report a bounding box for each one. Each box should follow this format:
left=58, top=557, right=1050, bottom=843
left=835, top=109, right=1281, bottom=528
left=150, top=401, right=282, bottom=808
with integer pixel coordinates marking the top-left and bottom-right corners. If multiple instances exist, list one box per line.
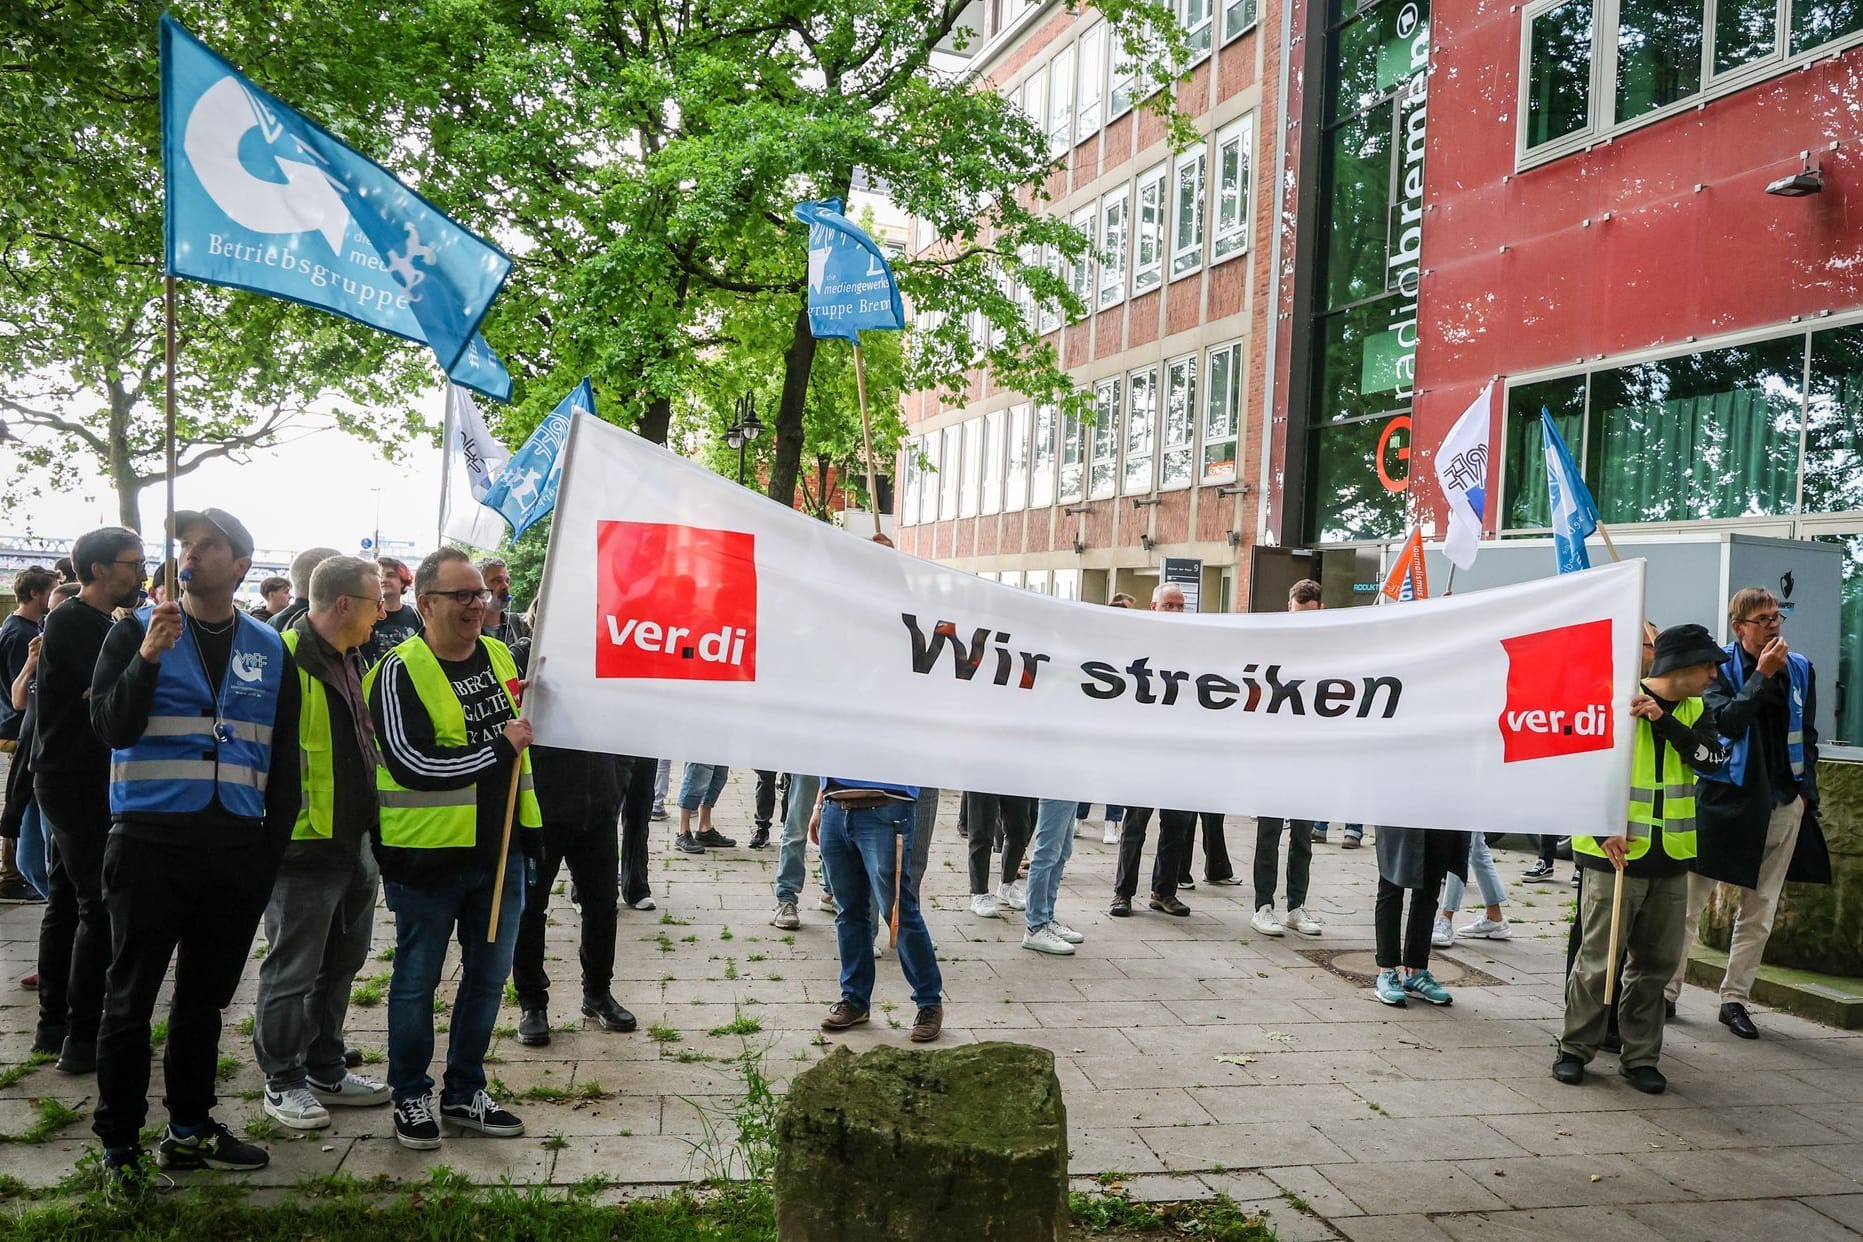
left=595, top=521, right=757, bottom=682
left=1497, top=619, right=1614, bottom=763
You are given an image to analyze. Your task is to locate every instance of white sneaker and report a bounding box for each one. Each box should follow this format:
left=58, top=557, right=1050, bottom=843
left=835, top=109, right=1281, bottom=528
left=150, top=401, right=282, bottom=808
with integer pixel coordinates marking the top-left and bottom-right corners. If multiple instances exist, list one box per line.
left=969, top=892, right=999, bottom=918
left=1102, top=823, right=1120, bottom=844
left=1458, top=915, right=1512, bottom=940
left=631, top=896, right=657, bottom=911
left=771, top=900, right=801, bottom=930
left=264, top=1085, right=331, bottom=1130
left=1284, top=907, right=1324, bottom=937
left=816, top=892, right=839, bottom=914
left=1048, top=920, right=1086, bottom=944
left=997, top=881, right=1027, bottom=911
left=1250, top=905, right=1285, bottom=937
left=1431, top=915, right=1455, bottom=948
left=309, top=1070, right=391, bottom=1107
left=1022, top=924, right=1076, bottom=955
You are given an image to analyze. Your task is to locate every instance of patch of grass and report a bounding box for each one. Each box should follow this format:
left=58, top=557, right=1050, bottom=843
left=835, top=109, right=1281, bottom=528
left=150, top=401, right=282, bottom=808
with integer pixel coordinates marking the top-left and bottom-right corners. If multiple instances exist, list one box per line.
left=236, top=1088, right=263, bottom=1102
left=765, top=973, right=784, bottom=982
left=723, top=959, right=738, bottom=981
left=672, top=1049, right=716, bottom=1064
left=432, top=996, right=449, bottom=1014
left=655, top=933, right=676, bottom=954
left=0, top=1097, right=83, bottom=1145
left=215, top=1054, right=240, bottom=1082
left=238, top=1014, right=255, bottom=1037
left=502, top=981, right=520, bottom=1006
left=708, top=1014, right=762, bottom=1038
left=576, top=1082, right=606, bottom=1101
left=150, top=1020, right=168, bottom=1048
left=542, top=1131, right=569, bottom=1151
left=746, top=953, right=766, bottom=963
left=718, top=926, right=733, bottom=941
left=250, top=943, right=268, bottom=960
left=779, top=935, right=795, bottom=947
left=0, top=1173, right=29, bottom=1201
left=377, top=945, right=396, bottom=962
left=648, top=1024, right=682, bottom=1044
left=1069, top=1189, right=1278, bottom=1239
left=350, top=972, right=390, bottom=1007
left=681, top=934, right=698, bottom=944
left=493, top=1024, right=517, bottom=1039
left=0, top=1052, right=55, bottom=1091
left=517, top=1084, right=571, bottom=1103
left=659, top=913, right=690, bottom=926
left=244, top=1113, right=283, bottom=1142
left=358, top=1047, right=385, bottom=1065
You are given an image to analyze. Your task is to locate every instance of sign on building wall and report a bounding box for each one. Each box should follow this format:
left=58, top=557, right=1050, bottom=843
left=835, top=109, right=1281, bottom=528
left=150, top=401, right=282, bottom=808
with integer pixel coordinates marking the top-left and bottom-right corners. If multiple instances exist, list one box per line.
left=1163, top=557, right=1204, bottom=612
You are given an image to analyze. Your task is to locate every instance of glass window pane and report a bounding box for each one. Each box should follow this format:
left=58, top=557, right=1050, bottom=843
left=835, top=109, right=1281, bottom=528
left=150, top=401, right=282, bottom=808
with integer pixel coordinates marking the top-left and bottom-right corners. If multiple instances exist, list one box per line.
left=1022, top=68, right=1047, bottom=132
left=1202, top=341, right=1241, bottom=480
left=959, top=418, right=983, bottom=517
left=899, top=439, right=919, bottom=526
left=1091, top=378, right=1122, bottom=498
left=1099, top=192, right=1129, bottom=307
left=1031, top=403, right=1058, bottom=509
left=1109, top=44, right=1134, bottom=118
left=1324, top=101, right=1393, bottom=309
left=1615, top=0, right=1703, bottom=121
left=1590, top=337, right=1805, bottom=523
left=1714, top=0, right=1778, bottom=72
left=1317, top=298, right=1418, bottom=425
left=1134, top=166, right=1166, bottom=292
left=1049, top=47, right=1074, bottom=154
left=1124, top=367, right=1158, bottom=494
left=1500, top=376, right=1586, bottom=528
left=1791, top=0, right=1863, bottom=51
left=1069, top=206, right=1096, bottom=315
left=1004, top=403, right=1031, bottom=512
left=1224, top=0, right=1258, bottom=39
left=1526, top=0, right=1594, bottom=148
left=1804, top=323, right=1863, bottom=515
left=1808, top=533, right=1863, bottom=747
left=1077, top=26, right=1104, bottom=139
left=981, top=409, right=1005, bottom=515
left=1060, top=409, right=1085, bottom=502
left=1039, top=245, right=1061, bottom=334
left=939, top=425, right=962, bottom=518
left=1333, top=0, right=1430, bottom=124
left=1308, top=416, right=1412, bottom=542
left=1172, top=151, right=1207, bottom=277
left=919, top=432, right=941, bottom=523
left=1162, top=356, right=1198, bottom=487
left=1182, top=0, right=1214, bottom=55
left=1213, top=121, right=1251, bottom=259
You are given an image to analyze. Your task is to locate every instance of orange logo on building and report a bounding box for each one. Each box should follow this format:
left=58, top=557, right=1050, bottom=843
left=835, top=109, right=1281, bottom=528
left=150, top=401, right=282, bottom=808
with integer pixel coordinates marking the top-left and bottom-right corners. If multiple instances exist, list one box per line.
left=1376, top=415, right=1412, bottom=493
left=595, top=521, right=757, bottom=682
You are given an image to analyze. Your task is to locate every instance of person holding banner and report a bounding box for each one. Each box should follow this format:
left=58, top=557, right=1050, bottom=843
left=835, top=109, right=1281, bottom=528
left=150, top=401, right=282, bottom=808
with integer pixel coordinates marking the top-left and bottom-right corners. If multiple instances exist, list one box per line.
left=1556, top=624, right=1729, bottom=1092
left=1371, top=825, right=1469, bottom=1007
left=364, top=548, right=540, bottom=1150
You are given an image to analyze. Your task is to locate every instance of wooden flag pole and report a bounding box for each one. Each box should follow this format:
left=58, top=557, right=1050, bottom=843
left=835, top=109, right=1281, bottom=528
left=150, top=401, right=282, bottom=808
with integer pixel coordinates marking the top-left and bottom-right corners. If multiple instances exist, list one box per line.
left=1598, top=522, right=1622, bottom=563
left=164, top=276, right=179, bottom=602
left=851, top=341, right=883, bottom=538
left=1603, top=863, right=1627, bottom=1005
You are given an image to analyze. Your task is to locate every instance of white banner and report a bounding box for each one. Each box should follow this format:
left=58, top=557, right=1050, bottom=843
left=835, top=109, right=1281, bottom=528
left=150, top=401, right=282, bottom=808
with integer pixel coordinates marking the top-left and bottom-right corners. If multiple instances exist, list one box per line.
left=528, top=418, right=1645, bottom=837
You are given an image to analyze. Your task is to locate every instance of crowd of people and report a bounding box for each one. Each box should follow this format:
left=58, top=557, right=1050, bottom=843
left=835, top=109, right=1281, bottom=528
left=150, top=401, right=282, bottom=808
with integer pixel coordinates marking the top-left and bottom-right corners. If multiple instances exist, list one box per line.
left=0, top=516, right=1830, bottom=1201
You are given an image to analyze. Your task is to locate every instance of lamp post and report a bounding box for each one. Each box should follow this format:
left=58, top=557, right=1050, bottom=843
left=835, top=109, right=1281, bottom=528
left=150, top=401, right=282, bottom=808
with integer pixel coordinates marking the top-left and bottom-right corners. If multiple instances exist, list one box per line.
left=725, top=394, right=766, bottom=486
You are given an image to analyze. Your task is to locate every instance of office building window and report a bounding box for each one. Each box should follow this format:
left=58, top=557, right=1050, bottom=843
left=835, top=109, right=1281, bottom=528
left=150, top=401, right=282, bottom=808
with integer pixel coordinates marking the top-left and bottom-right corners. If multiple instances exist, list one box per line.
left=1212, top=116, right=1253, bottom=261
left=1133, top=164, right=1167, bottom=292
left=1004, top=402, right=1032, bottom=512
left=1171, top=148, right=1207, bottom=278
left=1202, top=339, right=1242, bottom=481
left=1090, top=377, right=1122, bottom=499
left=1099, top=190, right=1129, bottom=308
left=1124, top=366, right=1159, bottom=494
left=1077, top=25, right=1105, bottom=140
left=1162, top=354, right=1198, bottom=488
left=981, top=408, right=1005, bottom=516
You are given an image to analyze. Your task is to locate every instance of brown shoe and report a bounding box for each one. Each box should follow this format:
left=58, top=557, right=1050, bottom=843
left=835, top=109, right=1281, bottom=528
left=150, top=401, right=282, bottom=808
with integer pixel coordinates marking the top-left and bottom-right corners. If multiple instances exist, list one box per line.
left=820, top=1001, right=870, bottom=1031
left=1148, top=893, right=1191, bottom=917
left=909, top=1005, right=943, bottom=1042
left=1108, top=895, right=1132, bottom=917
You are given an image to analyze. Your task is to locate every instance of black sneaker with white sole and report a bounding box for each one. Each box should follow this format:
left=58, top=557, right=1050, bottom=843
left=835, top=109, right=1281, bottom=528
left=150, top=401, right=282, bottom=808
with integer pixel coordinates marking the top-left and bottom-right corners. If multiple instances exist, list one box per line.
left=393, top=1094, right=442, bottom=1150
left=156, top=1119, right=270, bottom=1171
left=441, top=1089, right=525, bottom=1137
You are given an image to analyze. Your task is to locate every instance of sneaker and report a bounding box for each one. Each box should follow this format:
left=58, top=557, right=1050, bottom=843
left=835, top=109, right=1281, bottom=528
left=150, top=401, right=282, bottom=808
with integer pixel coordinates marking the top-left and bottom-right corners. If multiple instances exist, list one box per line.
left=1431, top=916, right=1455, bottom=948
left=1374, top=969, right=1409, bottom=1006
left=517, top=1008, right=551, bottom=1047
left=1341, top=834, right=1362, bottom=849
left=821, top=1001, right=869, bottom=1031
left=1251, top=905, right=1285, bottom=937
left=441, top=1089, right=525, bottom=1137
left=1522, top=860, right=1556, bottom=883
left=581, top=993, right=638, bottom=1033
left=816, top=892, right=839, bottom=914
left=649, top=806, right=668, bottom=821
left=1022, top=924, right=1076, bottom=955
left=1284, top=907, right=1324, bottom=937
left=1101, top=824, right=1119, bottom=844
left=1402, top=969, right=1454, bottom=1006
left=1310, top=830, right=1328, bottom=845
left=969, top=892, right=999, bottom=918
left=344, top=1047, right=363, bottom=1068
left=393, top=1094, right=442, bottom=1149
left=996, top=881, right=1027, bottom=911
left=1048, top=921, right=1086, bottom=944
left=157, top=1119, right=270, bottom=1171
left=262, top=1085, right=331, bottom=1130
left=675, top=833, right=706, bottom=854
left=1209, top=876, right=1244, bottom=886
left=1570, top=870, right=1582, bottom=888
left=0, top=879, right=44, bottom=903
left=1458, top=915, right=1511, bottom=940
left=307, top=1071, right=390, bottom=1107
left=19, top=972, right=38, bottom=990
left=101, top=1147, right=169, bottom=1206
left=1108, top=895, right=1132, bottom=917
left=1149, top=893, right=1191, bottom=917
left=771, top=900, right=801, bottom=930
left=1552, top=1053, right=1585, bottom=1085
left=695, top=828, right=738, bottom=848
left=568, top=882, right=581, bottom=915
left=631, top=896, right=657, bottom=911
left=749, top=828, right=770, bottom=849
left=910, top=1005, right=943, bottom=1042
left=56, top=1036, right=96, bottom=1074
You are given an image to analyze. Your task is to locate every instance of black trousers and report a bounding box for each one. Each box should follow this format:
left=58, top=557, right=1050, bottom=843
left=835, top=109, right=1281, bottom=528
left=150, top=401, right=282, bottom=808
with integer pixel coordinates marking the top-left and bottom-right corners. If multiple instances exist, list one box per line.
left=754, top=770, right=778, bottom=830
left=34, top=776, right=112, bottom=1047
left=965, top=793, right=1032, bottom=894
left=1374, top=874, right=1445, bottom=971
left=1181, top=812, right=1234, bottom=883
left=1113, top=808, right=1194, bottom=900
left=617, top=755, right=655, bottom=907
left=1253, top=818, right=1313, bottom=911
left=513, top=804, right=622, bottom=1010
left=93, top=835, right=275, bottom=1149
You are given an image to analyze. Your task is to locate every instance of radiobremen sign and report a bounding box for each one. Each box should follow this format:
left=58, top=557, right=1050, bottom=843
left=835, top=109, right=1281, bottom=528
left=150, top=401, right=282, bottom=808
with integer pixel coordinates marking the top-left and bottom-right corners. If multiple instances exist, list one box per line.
left=527, top=417, right=1645, bottom=836
left=1360, top=2, right=1431, bottom=402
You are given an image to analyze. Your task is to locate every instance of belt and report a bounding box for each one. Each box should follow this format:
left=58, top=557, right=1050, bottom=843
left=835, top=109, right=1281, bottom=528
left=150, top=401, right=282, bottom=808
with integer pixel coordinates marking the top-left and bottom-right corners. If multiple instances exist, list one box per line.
left=825, top=793, right=896, bottom=810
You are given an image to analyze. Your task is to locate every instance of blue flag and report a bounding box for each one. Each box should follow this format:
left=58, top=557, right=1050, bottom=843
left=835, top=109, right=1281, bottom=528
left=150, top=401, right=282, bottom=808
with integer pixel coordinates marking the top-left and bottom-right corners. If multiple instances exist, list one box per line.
left=161, top=15, right=511, bottom=388
left=794, top=199, right=905, bottom=341
left=1541, top=409, right=1600, bottom=574
left=481, top=379, right=592, bottom=539
left=450, top=333, right=513, bottom=403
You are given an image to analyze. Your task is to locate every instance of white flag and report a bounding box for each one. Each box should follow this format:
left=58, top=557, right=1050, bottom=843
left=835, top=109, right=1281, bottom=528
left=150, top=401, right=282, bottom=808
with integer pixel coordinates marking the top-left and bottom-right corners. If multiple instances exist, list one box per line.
left=439, top=383, right=513, bottom=548
left=1434, top=382, right=1494, bottom=571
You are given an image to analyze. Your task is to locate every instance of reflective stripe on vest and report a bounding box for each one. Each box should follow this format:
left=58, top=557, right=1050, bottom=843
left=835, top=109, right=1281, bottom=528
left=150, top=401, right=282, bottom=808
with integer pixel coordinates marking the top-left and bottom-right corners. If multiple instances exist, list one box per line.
left=109, top=608, right=285, bottom=819
left=1575, top=697, right=1702, bottom=863
left=362, top=635, right=540, bottom=851
left=281, top=629, right=334, bottom=841
left=1706, top=644, right=1809, bottom=786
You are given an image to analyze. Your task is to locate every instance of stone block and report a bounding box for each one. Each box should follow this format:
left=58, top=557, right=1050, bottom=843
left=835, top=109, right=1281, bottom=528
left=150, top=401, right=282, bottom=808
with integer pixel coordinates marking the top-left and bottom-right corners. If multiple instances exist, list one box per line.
left=774, top=1041, right=1067, bottom=1241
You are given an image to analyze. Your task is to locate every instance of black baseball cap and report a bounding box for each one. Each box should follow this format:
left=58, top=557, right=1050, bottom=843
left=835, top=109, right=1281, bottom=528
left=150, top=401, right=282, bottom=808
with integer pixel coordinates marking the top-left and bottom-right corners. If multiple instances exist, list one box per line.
left=170, top=508, right=256, bottom=559
left=1650, top=623, right=1725, bottom=676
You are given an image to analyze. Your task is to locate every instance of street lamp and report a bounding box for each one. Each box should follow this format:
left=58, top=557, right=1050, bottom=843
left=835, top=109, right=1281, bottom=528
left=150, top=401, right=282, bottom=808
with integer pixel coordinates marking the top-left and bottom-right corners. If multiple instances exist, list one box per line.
left=725, top=394, right=766, bottom=486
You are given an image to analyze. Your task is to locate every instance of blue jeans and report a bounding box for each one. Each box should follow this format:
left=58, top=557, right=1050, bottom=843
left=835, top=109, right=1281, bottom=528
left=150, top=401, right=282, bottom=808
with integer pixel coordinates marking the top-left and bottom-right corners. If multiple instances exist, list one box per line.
left=677, top=762, right=729, bottom=810
left=1027, top=799, right=1077, bottom=931
left=1442, top=833, right=1508, bottom=913
left=383, top=856, right=525, bottom=1104
left=776, top=774, right=823, bottom=905
left=652, top=758, right=671, bottom=812
left=17, top=801, right=48, bottom=899
left=818, top=801, right=942, bottom=1010
left=1075, top=803, right=1124, bottom=824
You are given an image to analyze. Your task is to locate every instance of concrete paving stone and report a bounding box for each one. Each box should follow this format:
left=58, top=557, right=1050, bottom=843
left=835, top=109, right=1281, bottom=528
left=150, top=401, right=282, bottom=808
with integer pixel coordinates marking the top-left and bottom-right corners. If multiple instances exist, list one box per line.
left=1068, top=1125, right=1171, bottom=1175
left=1498, top=1072, right=1696, bottom=1114
left=1786, top=1066, right=1863, bottom=1102
left=1659, top=1033, right=1841, bottom=1074
left=1642, top=1103, right=1853, bottom=1150
left=1316, top=1116, right=1531, bottom=1165
left=1480, top=1109, right=1690, bottom=1157
left=1117, top=1171, right=1217, bottom=1201
left=1431, top=1206, right=1656, bottom=1241
left=1162, top=993, right=1326, bottom=1024
left=1071, top=1053, right=1261, bottom=1091
left=1137, top=1121, right=1356, bottom=1172
left=3, top=1139, right=91, bottom=1188
left=1028, top=999, right=1166, bottom=1029
left=342, top=1131, right=553, bottom=1184
left=1371, top=1046, right=1550, bottom=1081
left=1449, top=1153, right=1694, bottom=1210
left=1071, top=976, right=1220, bottom=1003
left=1334, top=1214, right=1458, bottom=1241
left=546, top=1133, right=706, bottom=1184
left=1658, top=1066, right=1848, bottom=1107
left=1064, top=1086, right=1213, bottom=1129
left=1244, top=1050, right=1418, bottom=1086
left=1336, top=1078, right=1545, bottom=1119
left=1792, top=1101, right=1863, bottom=1140
left=1627, top=1145, right=1863, bottom=1199
left=1802, top=1194, right=1863, bottom=1232
left=1317, top=1159, right=1510, bottom=1215
left=1262, top=1164, right=1367, bottom=1219
left=1386, top=1017, right=1562, bottom=1049
left=1624, top=1195, right=1863, bottom=1241
left=1191, top=1168, right=1281, bottom=1202
left=983, top=1024, right=1140, bottom=1059
left=1190, top=1084, right=1379, bottom=1125
left=1799, top=1141, right=1863, bottom=1180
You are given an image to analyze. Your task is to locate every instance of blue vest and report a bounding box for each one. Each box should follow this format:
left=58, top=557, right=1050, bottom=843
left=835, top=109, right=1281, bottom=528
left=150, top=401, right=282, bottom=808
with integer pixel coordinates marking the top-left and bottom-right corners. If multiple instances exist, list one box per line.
left=1704, top=641, right=1808, bottom=788
left=109, top=607, right=287, bottom=820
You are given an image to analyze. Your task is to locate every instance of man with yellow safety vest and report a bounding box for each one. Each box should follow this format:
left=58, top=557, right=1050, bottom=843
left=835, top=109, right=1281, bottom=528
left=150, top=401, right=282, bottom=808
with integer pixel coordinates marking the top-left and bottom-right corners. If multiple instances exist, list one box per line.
left=365, top=547, right=540, bottom=1151
left=1555, top=623, right=1730, bottom=1095
left=252, top=556, right=393, bottom=1131
left=88, top=508, right=300, bottom=1197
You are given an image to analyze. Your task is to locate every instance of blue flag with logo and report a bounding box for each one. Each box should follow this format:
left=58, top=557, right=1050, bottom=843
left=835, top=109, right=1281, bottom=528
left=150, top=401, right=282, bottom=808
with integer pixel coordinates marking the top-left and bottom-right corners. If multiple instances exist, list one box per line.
left=481, top=379, right=593, bottom=539
left=161, top=15, right=511, bottom=390
left=794, top=199, right=905, bottom=341
left=1541, top=409, right=1600, bottom=574
left=450, top=333, right=513, bottom=403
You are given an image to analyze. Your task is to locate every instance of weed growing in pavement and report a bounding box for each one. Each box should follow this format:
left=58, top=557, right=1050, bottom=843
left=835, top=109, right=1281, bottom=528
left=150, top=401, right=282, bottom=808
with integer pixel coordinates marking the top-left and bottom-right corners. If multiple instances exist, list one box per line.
left=708, top=1014, right=762, bottom=1038
left=0, top=1098, right=82, bottom=1145
left=649, top=1024, right=683, bottom=1043
left=351, top=973, right=390, bottom=1007
left=0, top=1053, right=53, bottom=1091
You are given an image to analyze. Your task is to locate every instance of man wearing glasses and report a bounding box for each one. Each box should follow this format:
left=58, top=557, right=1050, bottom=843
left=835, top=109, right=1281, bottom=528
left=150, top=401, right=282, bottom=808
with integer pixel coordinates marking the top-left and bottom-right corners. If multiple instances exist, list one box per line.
left=365, top=547, right=539, bottom=1150
left=253, top=556, right=392, bottom=1131
left=1667, top=587, right=1831, bottom=1040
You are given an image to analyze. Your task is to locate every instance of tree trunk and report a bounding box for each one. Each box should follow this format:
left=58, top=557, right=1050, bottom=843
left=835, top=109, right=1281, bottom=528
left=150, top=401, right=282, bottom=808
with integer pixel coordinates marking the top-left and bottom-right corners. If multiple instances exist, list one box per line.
left=637, top=394, right=673, bottom=446
left=766, top=297, right=818, bottom=510
left=107, top=388, right=142, bottom=533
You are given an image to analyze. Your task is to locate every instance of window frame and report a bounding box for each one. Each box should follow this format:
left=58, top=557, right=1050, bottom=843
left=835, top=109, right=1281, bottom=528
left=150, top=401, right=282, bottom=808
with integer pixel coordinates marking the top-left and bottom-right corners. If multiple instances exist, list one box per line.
left=1030, top=402, right=1059, bottom=509
left=1161, top=352, right=1199, bottom=490
left=1201, top=338, right=1244, bottom=483
left=1068, top=204, right=1097, bottom=318
left=958, top=416, right=983, bottom=518
left=938, top=424, right=963, bottom=520
left=1133, top=163, right=1168, bottom=293
left=1060, top=406, right=1086, bottom=502
left=1170, top=147, right=1207, bottom=281
left=1090, top=376, right=1123, bottom=499
left=1211, top=114, right=1254, bottom=264
left=1223, top=0, right=1259, bottom=42
left=1181, top=0, right=1215, bottom=61
left=918, top=432, right=941, bottom=524
left=1048, top=44, right=1075, bottom=156
left=1038, top=244, right=1062, bottom=334
left=1098, top=188, right=1130, bottom=309
left=1108, top=40, right=1135, bottom=121
left=1022, top=64, right=1049, bottom=137
left=1004, top=402, right=1032, bottom=512
left=981, top=408, right=1006, bottom=516
left=1076, top=24, right=1105, bottom=144
left=1123, top=365, right=1161, bottom=495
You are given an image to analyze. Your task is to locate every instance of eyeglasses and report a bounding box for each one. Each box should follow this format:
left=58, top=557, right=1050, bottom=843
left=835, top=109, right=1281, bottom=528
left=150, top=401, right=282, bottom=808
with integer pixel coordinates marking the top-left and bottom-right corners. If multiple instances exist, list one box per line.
left=111, top=558, right=148, bottom=569
left=422, top=588, right=494, bottom=606
left=1736, top=612, right=1783, bottom=627
left=345, top=594, right=388, bottom=615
